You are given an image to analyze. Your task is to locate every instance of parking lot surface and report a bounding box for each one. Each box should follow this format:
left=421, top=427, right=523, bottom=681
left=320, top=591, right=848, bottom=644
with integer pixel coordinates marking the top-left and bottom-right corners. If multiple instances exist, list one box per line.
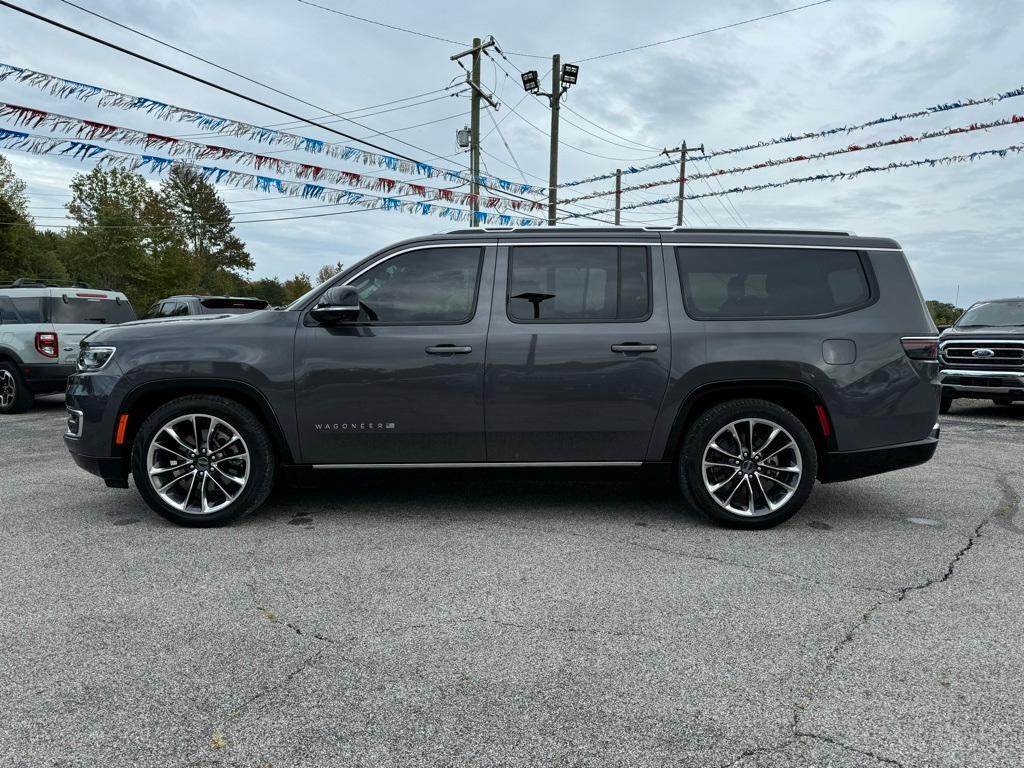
left=1, top=396, right=1022, bottom=767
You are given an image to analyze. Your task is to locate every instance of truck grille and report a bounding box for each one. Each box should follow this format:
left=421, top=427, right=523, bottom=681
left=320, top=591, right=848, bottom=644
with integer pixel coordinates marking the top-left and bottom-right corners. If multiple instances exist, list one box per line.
left=940, top=340, right=1024, bottom=370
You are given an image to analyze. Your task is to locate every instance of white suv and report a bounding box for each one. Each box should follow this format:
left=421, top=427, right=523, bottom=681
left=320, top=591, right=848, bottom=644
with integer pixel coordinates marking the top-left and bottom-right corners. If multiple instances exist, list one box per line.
left=0, top=280, right=135, bottom=414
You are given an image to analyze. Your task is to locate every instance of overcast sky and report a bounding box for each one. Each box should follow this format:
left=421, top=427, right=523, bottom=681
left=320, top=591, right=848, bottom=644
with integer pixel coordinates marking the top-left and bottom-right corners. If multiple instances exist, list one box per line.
left=1, top=0, right=1021, bottom=306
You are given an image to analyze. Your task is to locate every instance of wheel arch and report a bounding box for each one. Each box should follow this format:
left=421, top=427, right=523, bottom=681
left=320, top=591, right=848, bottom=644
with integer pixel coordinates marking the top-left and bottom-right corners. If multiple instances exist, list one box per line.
left=120, top=378, right=295, bottom=464
left=662, top=379, right=836, bottom=475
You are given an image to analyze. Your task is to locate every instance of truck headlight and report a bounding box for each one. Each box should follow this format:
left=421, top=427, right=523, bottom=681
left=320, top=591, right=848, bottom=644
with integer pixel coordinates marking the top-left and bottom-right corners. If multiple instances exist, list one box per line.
left=77, top=346, right=116, bottom=371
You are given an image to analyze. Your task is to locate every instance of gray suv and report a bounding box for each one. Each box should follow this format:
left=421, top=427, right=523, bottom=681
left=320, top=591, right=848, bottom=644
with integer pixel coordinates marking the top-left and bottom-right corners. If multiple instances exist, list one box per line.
left=0, top=280, right=135, bottom=413
left=64, top=228, right=941, bottom=528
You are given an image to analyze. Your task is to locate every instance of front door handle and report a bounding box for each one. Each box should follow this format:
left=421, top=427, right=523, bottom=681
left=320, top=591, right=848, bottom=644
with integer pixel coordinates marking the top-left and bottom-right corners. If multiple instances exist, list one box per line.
left=611, top=343, right=658, bottom=354
left=425, top=344, right=473, bottom=356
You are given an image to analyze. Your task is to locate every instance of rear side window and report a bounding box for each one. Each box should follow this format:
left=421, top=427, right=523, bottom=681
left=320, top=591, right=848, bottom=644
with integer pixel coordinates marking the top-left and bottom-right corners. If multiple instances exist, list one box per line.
left=508, top=245, right=651, bottom=322
left=0, top=297, right=20, bottom=324
left=11, top=297, right=45, bottom=323
left=677, top=247, right=872, bottom=319
left=49, top=296, right=136, bottom=324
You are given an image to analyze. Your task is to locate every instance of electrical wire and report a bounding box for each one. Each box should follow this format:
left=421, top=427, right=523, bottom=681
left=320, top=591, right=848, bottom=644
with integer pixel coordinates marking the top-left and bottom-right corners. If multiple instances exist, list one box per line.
left=292, top=0, right=466, bottom=46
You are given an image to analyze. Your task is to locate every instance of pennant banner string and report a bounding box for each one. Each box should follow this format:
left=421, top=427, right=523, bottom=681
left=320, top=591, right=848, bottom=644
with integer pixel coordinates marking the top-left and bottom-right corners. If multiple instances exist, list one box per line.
left=0, top=103, right=543, bottom=214
left=560, top=83, right=1024, bottom=189
left=559, top=113, right=1024, bottom=205
left=0, top=128, right=543, bottom=228
left=561, top=143, right=1024, bottom=220
left=0, top=61, right=547, bottom=197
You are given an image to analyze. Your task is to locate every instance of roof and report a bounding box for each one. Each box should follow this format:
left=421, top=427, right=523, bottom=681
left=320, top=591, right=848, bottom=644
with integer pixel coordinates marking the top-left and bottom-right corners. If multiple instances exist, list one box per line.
left=446, top=226, right=854, bottom=236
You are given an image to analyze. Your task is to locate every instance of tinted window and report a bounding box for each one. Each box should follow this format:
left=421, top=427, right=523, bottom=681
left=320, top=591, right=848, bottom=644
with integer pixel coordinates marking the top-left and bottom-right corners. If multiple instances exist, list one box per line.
left=0, top=297, right=20, bottom=324
left=509, top=245, right=650, bottom=322
left=142, top=303, right=162, bottom=319
left=200, top=298, right=269, bottom=314
left=11, top=297, right=45, bottom=323
left=167, top=302, right=189, bottom=317
left=49, top=296, right=136, bottom=324
left=677, top=247, right=871, bottom=319
left=348, top=247, right=483, bottom=323
left=956, top=300, right=1024, bottom=328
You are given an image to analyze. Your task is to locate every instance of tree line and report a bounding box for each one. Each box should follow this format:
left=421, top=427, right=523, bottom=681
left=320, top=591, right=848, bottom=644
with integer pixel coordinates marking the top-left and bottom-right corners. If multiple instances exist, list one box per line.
left=0, top=155, right=341, bottom=310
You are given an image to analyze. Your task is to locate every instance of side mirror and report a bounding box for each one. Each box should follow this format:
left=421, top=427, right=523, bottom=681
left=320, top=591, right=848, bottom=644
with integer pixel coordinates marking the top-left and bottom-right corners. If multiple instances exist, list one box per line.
left=310, top=285, right=360, bottom=324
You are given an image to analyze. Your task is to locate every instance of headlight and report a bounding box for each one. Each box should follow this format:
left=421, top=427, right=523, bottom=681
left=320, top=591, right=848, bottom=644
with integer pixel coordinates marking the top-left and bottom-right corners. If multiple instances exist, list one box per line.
left=77, top=346, right=116, bottom=371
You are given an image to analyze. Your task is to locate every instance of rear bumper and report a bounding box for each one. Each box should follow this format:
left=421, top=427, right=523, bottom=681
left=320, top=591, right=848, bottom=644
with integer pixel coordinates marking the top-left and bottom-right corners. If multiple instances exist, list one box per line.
left=21, top=362, right=75, bottom=394
left=821, top=424, right=940, bottom=483
left=940, top=368, right=1024, bottom=400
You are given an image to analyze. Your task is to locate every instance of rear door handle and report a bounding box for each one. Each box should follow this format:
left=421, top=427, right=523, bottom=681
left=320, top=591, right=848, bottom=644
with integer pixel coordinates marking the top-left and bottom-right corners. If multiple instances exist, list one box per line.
left=611, top=343, right=658, bottom=354
left=425, top=344, right=473, bottom=355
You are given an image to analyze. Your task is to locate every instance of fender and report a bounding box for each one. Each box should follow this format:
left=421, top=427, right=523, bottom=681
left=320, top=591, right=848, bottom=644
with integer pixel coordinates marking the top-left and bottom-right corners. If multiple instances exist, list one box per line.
left=120, top=377, right=297, bottom=463
left=0, top=345, right=25, bottom=364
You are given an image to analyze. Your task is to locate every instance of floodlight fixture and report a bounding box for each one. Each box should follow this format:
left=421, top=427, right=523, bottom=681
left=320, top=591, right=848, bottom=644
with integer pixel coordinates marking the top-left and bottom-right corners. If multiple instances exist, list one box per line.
left=521, top=70, right=541, bottom=93
left=561, top=63, right=579, bottom=86
left=456, top=126, right=471, bottom=149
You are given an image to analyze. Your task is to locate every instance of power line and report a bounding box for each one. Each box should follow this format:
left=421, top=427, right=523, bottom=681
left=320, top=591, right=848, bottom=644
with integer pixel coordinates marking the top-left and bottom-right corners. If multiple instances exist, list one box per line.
left=575, top=0, right=833, bottom=62
left=293, top=0, right=466, bottom=46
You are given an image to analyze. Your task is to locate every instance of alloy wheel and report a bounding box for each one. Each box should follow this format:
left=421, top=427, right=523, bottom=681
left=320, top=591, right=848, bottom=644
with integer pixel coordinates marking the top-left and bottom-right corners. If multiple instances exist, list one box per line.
left=145, top=413, right=250, bottom=514
left=0, top=369, right=15, bottom=408
left=701, top=417, right=802, bottom=517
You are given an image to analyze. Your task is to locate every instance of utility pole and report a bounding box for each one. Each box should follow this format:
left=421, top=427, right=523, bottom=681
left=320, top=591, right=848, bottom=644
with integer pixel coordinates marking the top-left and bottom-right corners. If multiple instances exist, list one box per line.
left=518, top=57, right=579, bottom=226
left=614, top=168, right=622, bottom=225
left=547, top=54, right=561, bottom=226
left=662, top=141, right=704, bottom=226
left=451, top=37, right=497, bottom=226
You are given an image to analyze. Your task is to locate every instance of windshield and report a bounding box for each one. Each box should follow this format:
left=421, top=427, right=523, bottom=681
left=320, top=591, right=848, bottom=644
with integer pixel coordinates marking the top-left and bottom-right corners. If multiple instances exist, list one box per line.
left=956, top=300, right=1024, bottom=328
left=49, top=296, right=136, bottom=324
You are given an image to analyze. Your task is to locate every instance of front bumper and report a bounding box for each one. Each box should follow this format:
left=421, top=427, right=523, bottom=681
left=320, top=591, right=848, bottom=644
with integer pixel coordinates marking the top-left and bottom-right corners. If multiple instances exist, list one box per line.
left=68, top=451, right=130, bottom=488
left=821, top=424, right=940, bottom=483
left=21, top=362, right=76, bottom=395
left=940, top=369, right=1024, bottom=399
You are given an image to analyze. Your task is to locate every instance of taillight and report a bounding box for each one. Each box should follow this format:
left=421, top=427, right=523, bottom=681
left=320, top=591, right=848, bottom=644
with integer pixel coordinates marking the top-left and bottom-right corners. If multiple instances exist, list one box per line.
left=901, top=337, right=938, bottom=360
left=35, top=331, right=58, bottom=358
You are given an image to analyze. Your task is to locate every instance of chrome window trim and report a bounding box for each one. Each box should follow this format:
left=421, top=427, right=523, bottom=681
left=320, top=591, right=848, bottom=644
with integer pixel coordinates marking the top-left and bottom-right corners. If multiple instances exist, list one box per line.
left=313, top=461, right=643, bottom=469
left=668, top=242, right=901, bottom=252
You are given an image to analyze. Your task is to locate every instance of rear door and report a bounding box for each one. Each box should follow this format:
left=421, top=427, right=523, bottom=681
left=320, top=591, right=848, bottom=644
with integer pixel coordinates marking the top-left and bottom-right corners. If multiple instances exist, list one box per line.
left=294, top=242, right=495, bottom=464
left=484, top=238, right=672, bottom=463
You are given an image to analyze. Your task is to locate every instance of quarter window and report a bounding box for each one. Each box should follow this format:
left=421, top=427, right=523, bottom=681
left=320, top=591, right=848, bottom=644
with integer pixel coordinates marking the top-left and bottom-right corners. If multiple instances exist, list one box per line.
left=508, top=245, right=651, bottom=322
left=348, top=247, right=483, bottom=323
left=11, top=297, right=45, bottom=323
left=677, top=247, right=872, bottom=319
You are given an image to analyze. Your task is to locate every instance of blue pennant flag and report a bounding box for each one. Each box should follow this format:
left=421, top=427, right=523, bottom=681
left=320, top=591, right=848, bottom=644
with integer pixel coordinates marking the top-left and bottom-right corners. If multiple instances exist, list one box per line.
left=141, top=154, right=174, bottom=172
left=302, top=183, right=326, bottom=199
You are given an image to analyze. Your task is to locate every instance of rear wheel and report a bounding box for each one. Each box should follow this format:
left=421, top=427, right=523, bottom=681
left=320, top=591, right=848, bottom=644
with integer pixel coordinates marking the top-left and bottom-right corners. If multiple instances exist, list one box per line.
left=132, top=395, right=275, bottom=526
left=0, top=362, right=34, bottom=414
left=679, top=399, right=817, bottom=529
left=939, top=397, right=953, bottom=414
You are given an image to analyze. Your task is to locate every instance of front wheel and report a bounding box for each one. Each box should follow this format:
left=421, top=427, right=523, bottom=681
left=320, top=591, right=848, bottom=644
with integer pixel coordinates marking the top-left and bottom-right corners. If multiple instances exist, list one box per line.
left=131, top=395, right=275, bottom=526
left=679, top=399, right=818, bottom=529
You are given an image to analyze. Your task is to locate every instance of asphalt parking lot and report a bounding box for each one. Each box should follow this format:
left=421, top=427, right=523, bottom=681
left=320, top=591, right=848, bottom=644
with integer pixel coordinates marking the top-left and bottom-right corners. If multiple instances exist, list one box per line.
left=1, top=396, right=1022, bottom=768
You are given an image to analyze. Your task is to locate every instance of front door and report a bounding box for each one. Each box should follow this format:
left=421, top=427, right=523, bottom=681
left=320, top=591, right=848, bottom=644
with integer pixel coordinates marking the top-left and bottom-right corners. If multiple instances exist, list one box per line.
left=294, top=243, right=494, bottom=464
left=485, top=241, right=672, bottom=463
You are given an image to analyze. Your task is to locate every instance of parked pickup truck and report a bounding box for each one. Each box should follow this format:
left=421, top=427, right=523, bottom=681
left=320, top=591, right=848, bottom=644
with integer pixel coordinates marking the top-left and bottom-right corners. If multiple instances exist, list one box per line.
left=938, top=297, right=1024, bottom=412
left=64, top=227, right=941, bottom=529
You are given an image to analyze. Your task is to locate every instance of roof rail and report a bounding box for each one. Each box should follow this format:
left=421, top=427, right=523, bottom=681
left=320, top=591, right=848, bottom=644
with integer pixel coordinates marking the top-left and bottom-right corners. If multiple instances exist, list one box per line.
left=0, top=277, right=96, bottom=289
left=445, top=226, right=852, bottom=236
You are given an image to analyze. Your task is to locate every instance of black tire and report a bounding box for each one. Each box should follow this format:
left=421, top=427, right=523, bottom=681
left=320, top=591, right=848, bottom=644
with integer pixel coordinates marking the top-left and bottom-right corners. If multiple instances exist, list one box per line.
left=678, top=398, right=818, bottom=529
left=0, top=361, right=34, bottom=414
left=131, top=395, right=275, bottom=527
left=939, top=397, right=953, bottom=414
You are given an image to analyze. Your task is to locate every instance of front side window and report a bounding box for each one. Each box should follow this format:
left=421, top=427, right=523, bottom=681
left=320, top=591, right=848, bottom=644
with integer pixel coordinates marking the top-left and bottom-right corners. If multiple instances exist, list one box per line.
left=348, top=247, right=483, bottom=323
left=508, top=245, right=650, bottom=322
left=677, top=247, right=871, bottom=319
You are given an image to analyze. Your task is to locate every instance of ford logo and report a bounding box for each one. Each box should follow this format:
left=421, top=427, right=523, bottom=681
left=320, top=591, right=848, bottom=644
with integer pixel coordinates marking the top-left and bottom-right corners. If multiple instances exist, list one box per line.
left=972, top=348, right=996, bottom=358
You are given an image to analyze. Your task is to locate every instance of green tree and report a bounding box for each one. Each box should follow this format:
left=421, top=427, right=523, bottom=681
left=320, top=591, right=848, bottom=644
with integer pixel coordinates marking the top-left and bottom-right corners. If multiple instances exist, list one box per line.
left=0, top=155, right=68, bottom=282
left=64, top=166, right=164, bottom=299
left=927, top=300, right=964, bottom=327
left=160, top=165, right=252, bottom=294
left=246, top=277, right=287, bottom=306
left=282, top=272, right=313, bottom=303
left=316, top=261, right=344, bottom=285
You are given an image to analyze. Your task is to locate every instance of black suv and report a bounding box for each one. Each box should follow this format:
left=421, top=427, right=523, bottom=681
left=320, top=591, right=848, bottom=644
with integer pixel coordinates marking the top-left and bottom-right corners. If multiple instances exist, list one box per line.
left=938, top=297, right=1024, bottom=412
left=140, top=295, right=269, bottom=319
left=64, top=228, right=941, bottom=528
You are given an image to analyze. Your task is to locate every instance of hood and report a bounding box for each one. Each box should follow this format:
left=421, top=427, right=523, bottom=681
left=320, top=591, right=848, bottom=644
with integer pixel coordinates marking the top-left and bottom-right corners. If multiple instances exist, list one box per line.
left=81, top=308, right=292, bottom=345
left=941, top=325, right=1024, bottom=339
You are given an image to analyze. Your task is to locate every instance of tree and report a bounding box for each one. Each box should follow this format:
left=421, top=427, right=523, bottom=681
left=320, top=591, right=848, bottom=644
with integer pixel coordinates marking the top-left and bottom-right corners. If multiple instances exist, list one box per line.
left=316, top=261, right=344, bottom=285
left=282, top=273, right=313, bottom=303
left=160, top=165, right=252, bottom=295
left=0, top=156, right=67, bottom=283
left=927, top=300, right=964, bottom=327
